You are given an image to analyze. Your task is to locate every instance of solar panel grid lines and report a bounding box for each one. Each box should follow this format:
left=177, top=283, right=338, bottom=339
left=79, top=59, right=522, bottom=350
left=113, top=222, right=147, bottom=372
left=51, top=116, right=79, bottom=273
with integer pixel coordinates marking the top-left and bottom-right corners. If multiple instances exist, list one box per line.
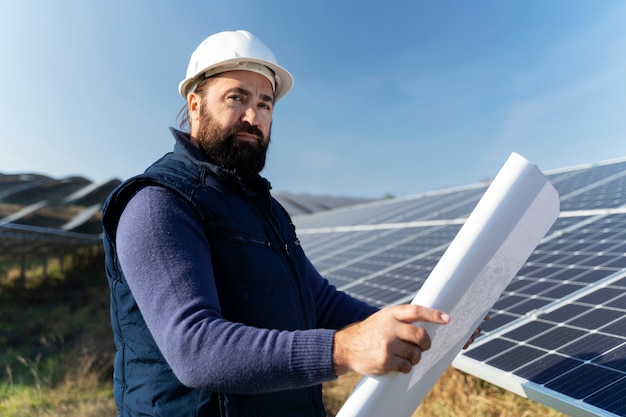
left=426, top=187, right=486, bottom=221
left=301, top=222, right=451, bottom=263
left=292, top=182, right=488, bottom=229
left=322, top=229, right=423, bottom=270
left=480, top=274, right=626, bottom=344
left=549, top=174, right=623, bottom=215
left=524, top=372, right=623, bottom=417
left=547, top=159, right=626, bottom=187
left=485, top=214, right=626, bottom=312
left=301, top=214, right=624, bottom=337
left=306, top=225, right=462, bottom=307
left=299, top=229, right=385, bottom=261
left=322, top=229, right=451, bottom=293
left=457, top=268, right=626, bottom=416
left=294, top=156, right=626, bottom=416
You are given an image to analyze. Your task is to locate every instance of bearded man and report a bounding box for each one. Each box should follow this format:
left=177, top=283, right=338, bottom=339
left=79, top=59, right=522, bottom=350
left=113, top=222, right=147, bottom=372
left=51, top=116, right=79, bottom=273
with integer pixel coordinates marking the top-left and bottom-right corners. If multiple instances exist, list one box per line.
left=102, top=30, right=454, bottom=417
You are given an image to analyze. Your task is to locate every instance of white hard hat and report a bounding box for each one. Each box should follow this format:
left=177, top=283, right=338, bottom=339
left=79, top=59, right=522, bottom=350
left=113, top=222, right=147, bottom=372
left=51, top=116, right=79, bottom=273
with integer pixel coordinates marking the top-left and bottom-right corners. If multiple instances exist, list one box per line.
left=178, top=30, right=294, bottom=102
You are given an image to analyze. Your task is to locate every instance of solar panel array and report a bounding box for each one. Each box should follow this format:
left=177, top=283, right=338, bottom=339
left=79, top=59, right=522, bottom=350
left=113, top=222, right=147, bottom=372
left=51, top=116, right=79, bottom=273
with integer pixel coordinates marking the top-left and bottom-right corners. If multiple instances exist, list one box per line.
left=0, top=173, right=372, bottom=269
left=0, top=174, right=120, bottom=263
left=294, top=157, right=626, bottom=417
left=273, top=192, right=375, bottom=216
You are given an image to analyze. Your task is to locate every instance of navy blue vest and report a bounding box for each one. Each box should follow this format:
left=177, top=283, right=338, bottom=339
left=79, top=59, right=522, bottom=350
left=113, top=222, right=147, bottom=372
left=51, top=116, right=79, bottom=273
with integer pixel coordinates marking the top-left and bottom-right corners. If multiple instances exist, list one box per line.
left=102, top=130, right=325, bottom=416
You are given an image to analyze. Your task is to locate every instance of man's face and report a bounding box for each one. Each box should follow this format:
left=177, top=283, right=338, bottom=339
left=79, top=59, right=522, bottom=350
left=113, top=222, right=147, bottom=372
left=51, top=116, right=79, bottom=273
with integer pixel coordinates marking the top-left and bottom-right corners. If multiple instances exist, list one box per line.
left=191, top=70, right=274, bottom=179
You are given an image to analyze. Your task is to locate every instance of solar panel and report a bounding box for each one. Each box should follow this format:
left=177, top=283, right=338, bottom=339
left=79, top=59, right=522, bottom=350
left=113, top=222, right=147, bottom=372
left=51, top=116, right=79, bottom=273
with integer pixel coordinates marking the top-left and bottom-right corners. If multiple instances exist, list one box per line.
left=0, top=173, right=359, bottom=264
left=294, top=157, right=626, bottom=417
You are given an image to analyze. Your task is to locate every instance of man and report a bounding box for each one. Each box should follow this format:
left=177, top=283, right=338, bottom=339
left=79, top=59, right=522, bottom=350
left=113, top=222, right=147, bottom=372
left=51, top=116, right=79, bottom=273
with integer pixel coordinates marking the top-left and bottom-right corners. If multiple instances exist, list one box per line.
left=102, top=30, right=457, bottom=416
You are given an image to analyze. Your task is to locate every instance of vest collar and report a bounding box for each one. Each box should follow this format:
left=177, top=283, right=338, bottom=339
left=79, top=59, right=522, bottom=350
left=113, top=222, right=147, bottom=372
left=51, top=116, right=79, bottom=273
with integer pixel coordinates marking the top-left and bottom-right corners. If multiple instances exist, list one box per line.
left=168, top=127, right=272, bottom=196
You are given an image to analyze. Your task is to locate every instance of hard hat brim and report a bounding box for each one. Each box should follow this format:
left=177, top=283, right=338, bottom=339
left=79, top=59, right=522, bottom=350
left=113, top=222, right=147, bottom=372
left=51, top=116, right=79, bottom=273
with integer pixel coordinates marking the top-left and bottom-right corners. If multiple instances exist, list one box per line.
left=178, top=57, right=294, bottom=102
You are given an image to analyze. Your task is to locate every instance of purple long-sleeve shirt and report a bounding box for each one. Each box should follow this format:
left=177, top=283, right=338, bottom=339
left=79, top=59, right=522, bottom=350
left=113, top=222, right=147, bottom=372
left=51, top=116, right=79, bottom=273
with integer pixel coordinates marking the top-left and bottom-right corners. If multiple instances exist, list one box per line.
left=115, top=185, right=378, bottom=394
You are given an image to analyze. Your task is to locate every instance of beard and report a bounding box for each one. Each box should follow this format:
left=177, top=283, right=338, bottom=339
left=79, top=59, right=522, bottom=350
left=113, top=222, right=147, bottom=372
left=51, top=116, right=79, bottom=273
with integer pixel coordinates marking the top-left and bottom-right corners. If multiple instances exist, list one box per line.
left=195, top=105, right=271, bottom=180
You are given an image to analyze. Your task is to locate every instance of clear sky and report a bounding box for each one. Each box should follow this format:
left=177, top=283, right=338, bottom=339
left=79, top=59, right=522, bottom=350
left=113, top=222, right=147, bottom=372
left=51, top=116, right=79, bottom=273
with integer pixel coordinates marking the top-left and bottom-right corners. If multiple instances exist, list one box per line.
left=1, top=1, right=625, bottom=198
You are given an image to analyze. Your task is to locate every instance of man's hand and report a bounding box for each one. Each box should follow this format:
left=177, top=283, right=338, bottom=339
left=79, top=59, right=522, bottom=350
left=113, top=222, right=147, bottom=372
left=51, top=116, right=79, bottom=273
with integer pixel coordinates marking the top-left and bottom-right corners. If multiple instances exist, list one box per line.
left=332, top=304, right=449, bottom=376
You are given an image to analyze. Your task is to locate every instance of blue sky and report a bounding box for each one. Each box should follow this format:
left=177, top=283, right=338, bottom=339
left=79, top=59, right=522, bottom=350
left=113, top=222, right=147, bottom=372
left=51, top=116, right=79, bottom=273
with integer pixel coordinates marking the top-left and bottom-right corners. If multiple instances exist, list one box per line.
left=1, top=1, right=625, bottom=198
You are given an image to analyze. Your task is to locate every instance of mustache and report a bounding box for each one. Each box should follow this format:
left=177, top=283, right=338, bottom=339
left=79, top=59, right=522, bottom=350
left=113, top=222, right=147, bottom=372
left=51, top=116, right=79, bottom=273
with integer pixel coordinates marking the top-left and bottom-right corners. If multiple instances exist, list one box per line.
left=228, top=123, right=265, bottom=140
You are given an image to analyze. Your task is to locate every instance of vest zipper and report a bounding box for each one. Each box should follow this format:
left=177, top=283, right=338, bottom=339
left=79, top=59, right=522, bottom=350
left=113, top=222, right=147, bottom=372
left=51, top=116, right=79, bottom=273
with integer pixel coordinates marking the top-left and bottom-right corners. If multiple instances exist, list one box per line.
left=265, top=210, right=323, bottom=415
left=254, top=196, right=315, bottom=330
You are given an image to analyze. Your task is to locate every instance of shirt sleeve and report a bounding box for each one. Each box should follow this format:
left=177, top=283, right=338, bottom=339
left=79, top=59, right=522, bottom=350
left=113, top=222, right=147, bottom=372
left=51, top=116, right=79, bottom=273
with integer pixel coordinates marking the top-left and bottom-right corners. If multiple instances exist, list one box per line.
left=116, top=185, right=338, bottom=394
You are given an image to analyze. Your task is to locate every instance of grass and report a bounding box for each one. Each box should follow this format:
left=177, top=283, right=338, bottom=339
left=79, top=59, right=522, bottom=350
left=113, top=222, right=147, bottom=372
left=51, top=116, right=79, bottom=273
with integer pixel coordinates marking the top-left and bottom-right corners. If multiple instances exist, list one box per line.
left=0, top=371, right=115, bottom=417
left=0, top=250, right=566, bottom=417
left=1, top=249, right=116, bottom=417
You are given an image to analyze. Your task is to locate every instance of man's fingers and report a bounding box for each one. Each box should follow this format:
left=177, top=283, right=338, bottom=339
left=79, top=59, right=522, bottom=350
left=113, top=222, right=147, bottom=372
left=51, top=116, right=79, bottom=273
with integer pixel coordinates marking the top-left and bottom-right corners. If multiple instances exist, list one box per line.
left=333, top=304, right=450, bottom=376
left=411, top=325, right=432, bottom=351
left=391, top=304, right=450, bottom=325
left=403, top=343, right=423, bottom=366
left=390, top=340, right=424, bottom=373
left=390, top=305, right=448, bottom=352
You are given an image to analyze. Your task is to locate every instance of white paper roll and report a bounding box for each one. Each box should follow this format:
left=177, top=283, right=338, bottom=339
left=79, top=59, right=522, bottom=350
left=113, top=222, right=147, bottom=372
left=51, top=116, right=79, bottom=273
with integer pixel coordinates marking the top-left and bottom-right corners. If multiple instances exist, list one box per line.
left=337, top=152, right=560, bottom=417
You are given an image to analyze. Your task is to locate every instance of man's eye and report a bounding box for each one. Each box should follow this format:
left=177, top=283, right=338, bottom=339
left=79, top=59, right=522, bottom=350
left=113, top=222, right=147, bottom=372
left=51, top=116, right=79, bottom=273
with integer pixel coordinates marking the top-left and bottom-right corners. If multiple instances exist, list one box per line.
left=228, top=95, right=243, bottom=102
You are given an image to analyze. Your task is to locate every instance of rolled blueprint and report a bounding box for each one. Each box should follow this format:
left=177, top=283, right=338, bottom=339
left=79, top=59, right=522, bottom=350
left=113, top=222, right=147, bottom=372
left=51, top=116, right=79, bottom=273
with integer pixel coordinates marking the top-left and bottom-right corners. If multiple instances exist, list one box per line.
left=337, top=152, right=560, bottom=417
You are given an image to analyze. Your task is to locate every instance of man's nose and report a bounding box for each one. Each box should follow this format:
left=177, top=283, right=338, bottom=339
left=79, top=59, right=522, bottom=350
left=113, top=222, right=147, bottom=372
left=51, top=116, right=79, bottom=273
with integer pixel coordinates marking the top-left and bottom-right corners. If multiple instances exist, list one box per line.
left=241, top=106, right=260, bottom=126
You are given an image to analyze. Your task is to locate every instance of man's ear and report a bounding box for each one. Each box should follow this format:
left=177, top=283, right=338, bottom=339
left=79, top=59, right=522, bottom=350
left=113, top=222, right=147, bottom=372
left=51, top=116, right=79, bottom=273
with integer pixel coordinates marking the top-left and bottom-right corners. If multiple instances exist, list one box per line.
left=187, top=92, right=201, bottom=123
